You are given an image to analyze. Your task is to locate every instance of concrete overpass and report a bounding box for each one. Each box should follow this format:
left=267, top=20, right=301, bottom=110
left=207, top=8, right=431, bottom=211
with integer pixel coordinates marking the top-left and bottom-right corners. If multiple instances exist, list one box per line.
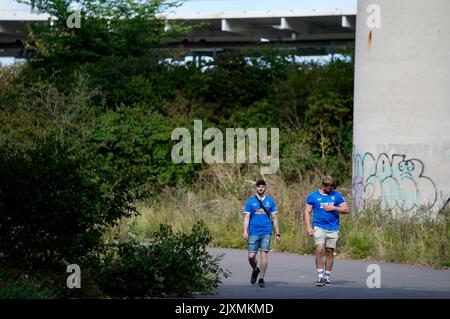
left=0, top=3, right=49, bottom=58
left=162, top=10, right=356, bottom=57
left=0, top=1, right=356, bottom=61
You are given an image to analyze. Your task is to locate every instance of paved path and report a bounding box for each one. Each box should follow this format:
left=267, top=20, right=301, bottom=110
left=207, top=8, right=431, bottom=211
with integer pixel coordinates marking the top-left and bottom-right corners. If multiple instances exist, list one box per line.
left=198, top=248, right=450, bottom=299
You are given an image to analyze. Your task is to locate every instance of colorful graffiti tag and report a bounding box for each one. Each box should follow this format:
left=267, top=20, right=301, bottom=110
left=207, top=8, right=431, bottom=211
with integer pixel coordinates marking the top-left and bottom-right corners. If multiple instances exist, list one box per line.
left=352, top=152, right=437, bottom=212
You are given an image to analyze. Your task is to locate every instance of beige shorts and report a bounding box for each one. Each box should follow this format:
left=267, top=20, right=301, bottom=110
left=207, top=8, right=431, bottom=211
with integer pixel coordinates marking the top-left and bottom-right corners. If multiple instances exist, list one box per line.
left=314, top=226, right=339, bottom=249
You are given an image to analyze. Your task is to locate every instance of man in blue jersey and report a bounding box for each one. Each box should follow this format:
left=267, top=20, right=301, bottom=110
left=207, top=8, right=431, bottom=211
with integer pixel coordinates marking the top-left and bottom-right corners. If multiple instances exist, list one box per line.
left=243, top=179, right=280, bottom=288
left=304, top=176, right=349, bottom=287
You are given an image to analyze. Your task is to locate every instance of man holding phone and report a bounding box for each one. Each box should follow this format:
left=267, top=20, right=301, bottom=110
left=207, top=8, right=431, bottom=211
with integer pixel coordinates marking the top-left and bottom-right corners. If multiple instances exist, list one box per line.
left=304, top=176, right=349, bottom=287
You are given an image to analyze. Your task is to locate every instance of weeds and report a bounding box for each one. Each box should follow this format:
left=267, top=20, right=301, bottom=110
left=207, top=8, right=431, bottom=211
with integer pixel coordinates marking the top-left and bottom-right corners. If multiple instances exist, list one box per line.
left=120, top=165, right=450, bottom=268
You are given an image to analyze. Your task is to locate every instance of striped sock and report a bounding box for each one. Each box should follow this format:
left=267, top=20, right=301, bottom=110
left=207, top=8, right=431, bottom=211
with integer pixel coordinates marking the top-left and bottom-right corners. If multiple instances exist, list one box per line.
left=317, top=269, right=324, bottom=279
left=325, top=270, right=331, bottom=280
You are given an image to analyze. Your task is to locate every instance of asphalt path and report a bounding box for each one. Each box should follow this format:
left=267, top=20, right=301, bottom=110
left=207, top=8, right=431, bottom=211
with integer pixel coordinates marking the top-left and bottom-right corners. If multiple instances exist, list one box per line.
left=197, top=248, right=450, bottom=299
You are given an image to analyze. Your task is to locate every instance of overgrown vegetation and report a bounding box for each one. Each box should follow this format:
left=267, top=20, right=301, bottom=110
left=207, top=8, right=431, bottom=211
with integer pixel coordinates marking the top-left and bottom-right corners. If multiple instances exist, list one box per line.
left=1, top=0, right=447, bottom=300
left=0, top=0, right=225, bottom=299
left=0, top=140, right=135, bottom=269
left=121, top=166, right=450, bottom=268
left=99, top=221, right=228, bottom=297
left=0, top=268, right=60, bottom=298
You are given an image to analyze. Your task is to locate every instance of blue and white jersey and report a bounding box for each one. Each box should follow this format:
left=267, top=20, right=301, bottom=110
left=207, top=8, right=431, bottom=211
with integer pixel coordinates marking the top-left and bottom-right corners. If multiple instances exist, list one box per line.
left=306, top=190, right=346, bottom=231
left=244, top=196, right=277, bottom=235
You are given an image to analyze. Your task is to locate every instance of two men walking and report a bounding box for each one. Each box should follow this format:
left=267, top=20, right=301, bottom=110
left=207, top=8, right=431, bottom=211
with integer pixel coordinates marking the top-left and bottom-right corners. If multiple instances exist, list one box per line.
left=243, top=176, right=348, bottom=287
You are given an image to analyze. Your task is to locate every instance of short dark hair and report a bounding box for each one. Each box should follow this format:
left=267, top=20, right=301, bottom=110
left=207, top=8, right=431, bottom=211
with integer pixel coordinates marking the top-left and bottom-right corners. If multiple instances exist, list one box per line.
left=256, top=179, right=267, bottom=186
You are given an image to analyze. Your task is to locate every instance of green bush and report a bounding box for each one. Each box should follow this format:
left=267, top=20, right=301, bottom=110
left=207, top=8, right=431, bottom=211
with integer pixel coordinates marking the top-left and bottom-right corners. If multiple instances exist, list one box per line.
left=0, top=140, right=136, bottom=269
left=97, top=243, right=164, bottom=297
left=79, top=54, right=178, bottom=109
left=89, top=106, right=197, bottom=198
left=99, top=221, right=229, bottom=297
left=0, top=272, right=59, bottom=299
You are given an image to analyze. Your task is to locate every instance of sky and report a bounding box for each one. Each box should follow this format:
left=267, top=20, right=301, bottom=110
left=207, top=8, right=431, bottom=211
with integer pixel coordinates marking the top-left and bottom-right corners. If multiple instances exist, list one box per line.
left=1, top=0, right=357, bottom=13
left=173, top=0, right=356, bottom=13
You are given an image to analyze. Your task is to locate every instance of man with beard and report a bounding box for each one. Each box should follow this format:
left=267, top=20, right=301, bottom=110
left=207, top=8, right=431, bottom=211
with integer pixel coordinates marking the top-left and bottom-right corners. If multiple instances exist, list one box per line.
left=304, top=176, right=349, bottom=287
left=243, top=179, right=280, bottom=288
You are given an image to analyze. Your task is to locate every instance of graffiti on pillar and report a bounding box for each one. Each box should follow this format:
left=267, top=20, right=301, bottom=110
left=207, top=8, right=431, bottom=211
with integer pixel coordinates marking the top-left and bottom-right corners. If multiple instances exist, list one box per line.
left=352, top=152, right=437, bottom=211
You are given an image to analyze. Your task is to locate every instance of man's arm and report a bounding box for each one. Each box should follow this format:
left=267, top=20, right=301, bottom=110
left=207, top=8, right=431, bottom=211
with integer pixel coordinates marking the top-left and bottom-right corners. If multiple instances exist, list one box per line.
left=271, top=213, right=281, bottom=243
left=323, top=202, right=350, bottom=214
left=244, top=213, right=250, bottom=241
left=304, top=205, right=314, bottom=236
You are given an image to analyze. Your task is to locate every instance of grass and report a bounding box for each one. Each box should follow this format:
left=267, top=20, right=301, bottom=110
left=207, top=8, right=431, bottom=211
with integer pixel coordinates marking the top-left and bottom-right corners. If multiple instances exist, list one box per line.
left=115, top=164, right=450, bottom=268
left=340, top=207, right=450, bottom=267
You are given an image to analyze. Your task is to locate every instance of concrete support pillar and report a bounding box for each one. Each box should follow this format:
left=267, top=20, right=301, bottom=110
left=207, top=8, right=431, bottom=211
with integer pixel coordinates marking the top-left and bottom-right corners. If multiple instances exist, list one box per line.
left=352, top=0, right=450, bottom=214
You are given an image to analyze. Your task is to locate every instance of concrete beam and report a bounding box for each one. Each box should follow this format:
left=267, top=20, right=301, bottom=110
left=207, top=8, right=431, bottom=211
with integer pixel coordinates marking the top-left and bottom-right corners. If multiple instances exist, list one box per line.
left=276, top=17, right=313, bottom=34
left=0, top=22, right=22, bottom=36
left=222, top=18, right=292, bottom=40
left=221, top=18, right=256, bottom=35
left=342, top=15, right=355, bottom=29
left=163, top=9, right=356, bottom=20
left=221, top=19, right=285, bottom=39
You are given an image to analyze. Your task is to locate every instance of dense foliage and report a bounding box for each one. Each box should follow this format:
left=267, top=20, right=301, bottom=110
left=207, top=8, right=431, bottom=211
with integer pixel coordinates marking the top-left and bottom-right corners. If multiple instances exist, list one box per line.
left=0, top=0, right=354, bottom=297
left=99, top=221, right=228, bottom=297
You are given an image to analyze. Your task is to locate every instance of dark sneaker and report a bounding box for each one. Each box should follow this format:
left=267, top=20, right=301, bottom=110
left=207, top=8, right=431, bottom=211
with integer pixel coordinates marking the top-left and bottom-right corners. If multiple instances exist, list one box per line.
left=250, top=267, right=260, bottom=284
left=324, top=278, right=332, bottom=286
left=258, top=278, right=265, bottom=288
left=315, top=278, right=325, bottom=287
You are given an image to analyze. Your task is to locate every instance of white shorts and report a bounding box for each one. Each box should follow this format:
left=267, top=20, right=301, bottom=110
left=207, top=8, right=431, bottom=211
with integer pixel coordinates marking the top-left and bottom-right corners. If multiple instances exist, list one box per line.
left=313, top=226, right=339, bottom=249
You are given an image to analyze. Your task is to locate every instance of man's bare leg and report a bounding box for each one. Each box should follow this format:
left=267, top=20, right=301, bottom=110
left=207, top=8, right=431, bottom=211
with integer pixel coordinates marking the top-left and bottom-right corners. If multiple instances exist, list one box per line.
left=315, top=244, right=325, bottom=269
left=324, top=247, right=334, bottom=284
left=315, top=244, right=325, bottom=286
left=325, top=248, right=334, bottom=271
left=248, top=252, right=257, bottom=270
left=259, top=251, right=269, bottom=279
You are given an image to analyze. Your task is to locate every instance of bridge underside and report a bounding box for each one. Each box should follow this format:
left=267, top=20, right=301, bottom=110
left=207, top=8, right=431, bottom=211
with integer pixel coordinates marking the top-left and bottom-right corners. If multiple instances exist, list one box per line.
left=0, top=11, right=356, bottom=59
left=163, top=39, right=354, bottom=61
left=164, top=12, right=355, bottom=57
